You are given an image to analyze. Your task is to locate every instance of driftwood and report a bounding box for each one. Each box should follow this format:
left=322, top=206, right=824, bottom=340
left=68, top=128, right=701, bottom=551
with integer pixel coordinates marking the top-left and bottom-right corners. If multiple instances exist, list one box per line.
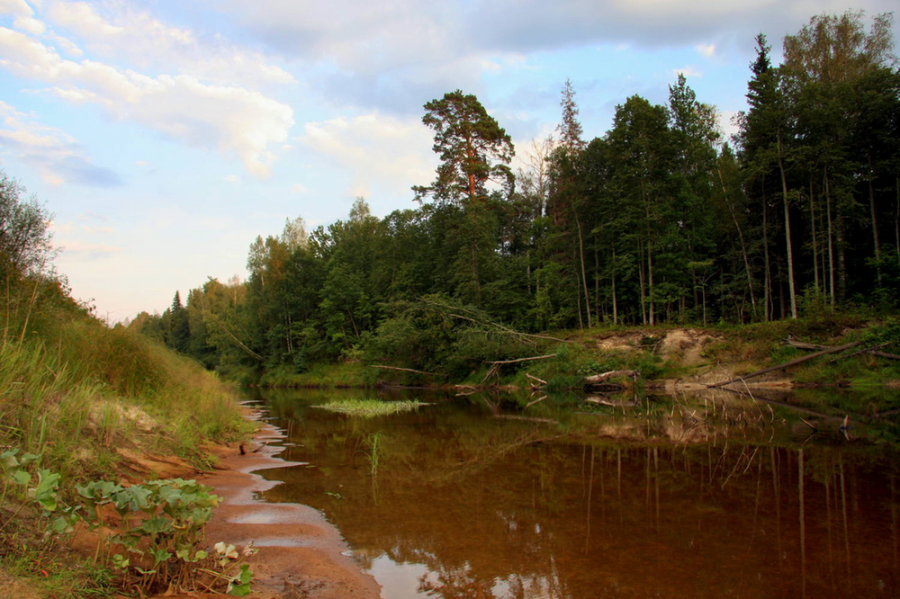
left=525, top=395, right=548, bottom=408
left=488, top=354, right=557, bottom=365
left=585, top=396, right=639, bottom=408
left=584, top=370, right=639, bottom=385
left=525, top=373, right=547, bottom=387
left=823, top=342, right=890, bottom=364
left=369, top=365, right=447, bottom=377
left=784, top=338, right=829, bottom=351
left=707, top=340, right=863, bottom=388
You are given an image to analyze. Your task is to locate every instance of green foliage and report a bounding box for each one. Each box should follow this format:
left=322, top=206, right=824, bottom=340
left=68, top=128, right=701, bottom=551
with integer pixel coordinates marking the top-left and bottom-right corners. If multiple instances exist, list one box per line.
left=2, top=457, right=257, bottom=596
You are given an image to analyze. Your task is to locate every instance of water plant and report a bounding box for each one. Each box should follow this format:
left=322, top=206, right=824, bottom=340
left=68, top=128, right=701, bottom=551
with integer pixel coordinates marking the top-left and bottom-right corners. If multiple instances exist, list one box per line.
left=314, top=399, right=429, bottom=417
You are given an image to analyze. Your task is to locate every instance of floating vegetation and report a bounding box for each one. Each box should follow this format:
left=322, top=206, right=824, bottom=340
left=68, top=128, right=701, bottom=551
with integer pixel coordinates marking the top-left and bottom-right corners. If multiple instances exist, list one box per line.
left=314, top=399, right=429, bottom=417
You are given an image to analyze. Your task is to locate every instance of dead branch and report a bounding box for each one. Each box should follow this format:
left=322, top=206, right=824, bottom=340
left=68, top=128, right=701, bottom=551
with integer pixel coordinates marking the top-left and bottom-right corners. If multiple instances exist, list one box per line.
left=707, top=340, right=863, bottom=388
left=488, top=354, right=557, bottom=365
left=783, top=338, right=829, bottom=350
left=525, top=395, right=548, bottom=408
left=204, top=312, right=265, bottom=361
left=871, top=350, right=900, bottom=361
left=421, top=298, right=569, bottom=344
left=824, top=342, right=890, bottom=364
left=585, top=396, right=639, bottom=408
left=369, top=365, right=447, bottom=377
left=525, top=373, right=547, bottom=387
left=584, top=370, right=639, bottom=385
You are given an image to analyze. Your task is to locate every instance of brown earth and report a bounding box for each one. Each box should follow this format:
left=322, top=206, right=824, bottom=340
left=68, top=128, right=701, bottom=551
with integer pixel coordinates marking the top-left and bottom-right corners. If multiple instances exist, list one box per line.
left=194, top=413, right=381, bottom=599
left=6, top=408, right=380, bottom=599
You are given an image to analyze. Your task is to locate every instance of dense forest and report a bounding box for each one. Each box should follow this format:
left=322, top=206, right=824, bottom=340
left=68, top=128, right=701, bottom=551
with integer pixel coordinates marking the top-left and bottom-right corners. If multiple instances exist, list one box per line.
left=131, top=12, right=900, bottom=379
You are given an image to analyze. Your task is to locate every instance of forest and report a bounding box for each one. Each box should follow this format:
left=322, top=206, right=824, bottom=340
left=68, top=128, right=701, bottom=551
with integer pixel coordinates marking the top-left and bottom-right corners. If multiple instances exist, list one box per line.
left=130, top=12, right=900, bottom=381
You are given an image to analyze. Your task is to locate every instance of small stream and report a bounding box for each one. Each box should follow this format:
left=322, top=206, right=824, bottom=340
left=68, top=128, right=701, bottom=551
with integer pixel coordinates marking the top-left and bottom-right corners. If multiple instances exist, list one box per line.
left=244, top=387, right=900, bottom=598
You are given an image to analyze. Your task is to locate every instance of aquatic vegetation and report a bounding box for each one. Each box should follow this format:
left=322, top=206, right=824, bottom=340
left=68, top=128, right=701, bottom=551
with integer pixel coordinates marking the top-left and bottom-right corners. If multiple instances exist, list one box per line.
left=314, top=399, right=429, bottom=417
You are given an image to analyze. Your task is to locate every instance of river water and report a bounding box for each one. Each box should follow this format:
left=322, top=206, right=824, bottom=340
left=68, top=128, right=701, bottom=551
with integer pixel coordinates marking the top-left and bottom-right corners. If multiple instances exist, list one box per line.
left=245, top=387, right=900, bottom=599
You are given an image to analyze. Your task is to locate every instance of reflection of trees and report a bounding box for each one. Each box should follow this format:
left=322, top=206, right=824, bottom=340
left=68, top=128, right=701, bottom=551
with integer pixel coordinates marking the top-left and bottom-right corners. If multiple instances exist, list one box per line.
left=253, top=388, right=900, bottom=599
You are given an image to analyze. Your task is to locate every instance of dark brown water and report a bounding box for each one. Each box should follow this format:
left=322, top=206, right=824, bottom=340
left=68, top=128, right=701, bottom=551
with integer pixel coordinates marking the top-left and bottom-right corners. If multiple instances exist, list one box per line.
left=248, top=388, right=900, bottom=599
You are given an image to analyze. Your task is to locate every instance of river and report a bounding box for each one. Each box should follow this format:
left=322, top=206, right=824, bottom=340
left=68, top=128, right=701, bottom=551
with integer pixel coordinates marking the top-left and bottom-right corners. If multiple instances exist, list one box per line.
left=244, top=387, right=899, bottom=598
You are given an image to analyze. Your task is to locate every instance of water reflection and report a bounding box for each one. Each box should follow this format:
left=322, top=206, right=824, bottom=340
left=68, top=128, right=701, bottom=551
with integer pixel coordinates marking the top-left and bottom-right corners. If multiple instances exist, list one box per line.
left=250, top=388, right=900, bottom=598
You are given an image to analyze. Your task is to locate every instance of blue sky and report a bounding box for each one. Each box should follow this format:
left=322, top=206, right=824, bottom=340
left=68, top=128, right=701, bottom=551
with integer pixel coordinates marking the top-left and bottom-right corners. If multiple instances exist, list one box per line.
left=0, top=0, right=896, bottom=321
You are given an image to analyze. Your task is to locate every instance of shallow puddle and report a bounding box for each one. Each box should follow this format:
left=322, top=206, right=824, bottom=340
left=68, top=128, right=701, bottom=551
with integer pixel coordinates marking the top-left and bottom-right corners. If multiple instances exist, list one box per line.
left=248, top=387, right=900, bottom=598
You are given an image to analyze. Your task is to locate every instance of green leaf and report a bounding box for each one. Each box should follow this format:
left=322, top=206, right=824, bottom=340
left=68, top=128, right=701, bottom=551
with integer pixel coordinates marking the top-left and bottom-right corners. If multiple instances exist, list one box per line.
left=32, top=470, right=60, bottom=512
left=227, top=566, right=254, bottom=596
left=13, top=469, right=30, bottom=486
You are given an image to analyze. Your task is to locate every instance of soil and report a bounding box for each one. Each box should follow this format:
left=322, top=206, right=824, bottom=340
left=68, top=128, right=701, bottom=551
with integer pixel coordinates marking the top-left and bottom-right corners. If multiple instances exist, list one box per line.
left=8, top=407, right=381, bottom=599
left=195, top=412, right=381, bottom=599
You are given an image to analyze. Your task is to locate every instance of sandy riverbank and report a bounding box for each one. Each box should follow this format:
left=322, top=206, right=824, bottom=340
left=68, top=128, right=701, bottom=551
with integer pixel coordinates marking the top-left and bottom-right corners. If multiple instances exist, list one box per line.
left=197, top=409, right=381, bottom=599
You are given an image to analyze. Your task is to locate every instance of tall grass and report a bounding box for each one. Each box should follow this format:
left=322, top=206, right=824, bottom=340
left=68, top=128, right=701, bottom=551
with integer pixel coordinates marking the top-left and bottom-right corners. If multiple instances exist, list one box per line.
left=0, top=273, right=251, bottom=485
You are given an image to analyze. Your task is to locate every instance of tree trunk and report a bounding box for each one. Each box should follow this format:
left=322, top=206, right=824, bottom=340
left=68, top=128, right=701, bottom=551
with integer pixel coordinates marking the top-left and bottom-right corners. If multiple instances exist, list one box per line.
left=576, top=214, right=593, bottom=328
left=869, top=153, right=882, bottom=285
left=638, top=240, right=647, bottom=325
left=825, top=169, right=836, bottom=306
left=611, top=246, right=618, bottom=325
left=810, top=176, right=819, bottom=293
left=718, top=166, right=757, bottom=315
left=895, top=175, right=899, bottom=257
left=763, top=192, right=772, bottom=322
left=777, top=132, right=797, bottom=319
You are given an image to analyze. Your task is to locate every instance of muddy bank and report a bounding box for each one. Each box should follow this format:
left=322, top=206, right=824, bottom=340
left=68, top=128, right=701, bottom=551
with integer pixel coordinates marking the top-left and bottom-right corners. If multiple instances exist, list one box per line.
left=199, top=410, right=381, bottom=599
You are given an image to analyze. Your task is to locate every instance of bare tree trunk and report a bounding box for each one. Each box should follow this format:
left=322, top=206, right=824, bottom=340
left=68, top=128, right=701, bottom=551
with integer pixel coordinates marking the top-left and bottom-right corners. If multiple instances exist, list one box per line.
left=777, top=132, right=797, bottom=319
left=895, top=175, right=900, bottom=257
left=638, top=240, right=647, bottom=325
left=611, top=246, right=619, bottom=325
left=647, top=238, right=655, bottom=326
left=718, top=167, right=757, bottom=314
left=810, top=176, right=819, bottom=293
left=576, top=214, right=593, bottom=328
left=869, top=153, right=882, bottom=285
left=763, top=194, right=772, bottom=322
left=825, top=169, right=836, bottom=306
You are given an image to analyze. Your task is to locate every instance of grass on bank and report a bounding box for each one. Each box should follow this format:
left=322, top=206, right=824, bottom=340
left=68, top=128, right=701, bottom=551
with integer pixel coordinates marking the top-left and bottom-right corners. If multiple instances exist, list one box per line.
left=0, top=273, right=253, bottom=597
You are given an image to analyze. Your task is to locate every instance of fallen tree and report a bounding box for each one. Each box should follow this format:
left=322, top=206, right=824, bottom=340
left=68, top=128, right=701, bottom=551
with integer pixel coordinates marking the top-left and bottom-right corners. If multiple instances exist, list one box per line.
left=707, top=340, right=863, bottom=388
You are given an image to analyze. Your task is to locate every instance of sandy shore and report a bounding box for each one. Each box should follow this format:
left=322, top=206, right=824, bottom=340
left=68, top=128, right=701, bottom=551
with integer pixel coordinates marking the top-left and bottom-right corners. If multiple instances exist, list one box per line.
left=198, top=410, right=382, bottom=599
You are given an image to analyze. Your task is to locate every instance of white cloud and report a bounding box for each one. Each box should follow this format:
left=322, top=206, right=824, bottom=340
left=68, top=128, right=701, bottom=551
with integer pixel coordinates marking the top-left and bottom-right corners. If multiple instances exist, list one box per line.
left=696, top=43, right=716, bottom=58
left=13, top=16, right=44, bottom=35
left=0, top=0, right=33, bottom=18
left=44, top=0, right=294, bottom=86
left=0, top=27, right=294, bottom=178
left=223, top=174, right=240, bottom=183
left=674, top=66, right=703, bottom=78
left=290, top=183, right=307, bottom=193
left=56, top=239, right=120, bottom=259
left=0, top=99, right=121, bottom=186
left=300, top=113, right=437, bottom=198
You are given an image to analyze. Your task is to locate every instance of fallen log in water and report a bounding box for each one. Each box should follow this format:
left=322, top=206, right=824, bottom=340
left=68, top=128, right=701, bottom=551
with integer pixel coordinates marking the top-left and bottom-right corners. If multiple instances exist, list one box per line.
left=707, top=340, right=863, bottom=388
left=783, top=338, right=830, bottom=351
left=585, top=396, right=640, bottom=408
left=370, top=365, right=447, bottom=377
left=584, top=370, right=640, bottom=385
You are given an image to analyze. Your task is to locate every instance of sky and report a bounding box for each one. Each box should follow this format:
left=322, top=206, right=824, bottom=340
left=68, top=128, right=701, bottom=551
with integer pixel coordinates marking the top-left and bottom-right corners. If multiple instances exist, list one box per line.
left=0, top=0, right=897, bottom=322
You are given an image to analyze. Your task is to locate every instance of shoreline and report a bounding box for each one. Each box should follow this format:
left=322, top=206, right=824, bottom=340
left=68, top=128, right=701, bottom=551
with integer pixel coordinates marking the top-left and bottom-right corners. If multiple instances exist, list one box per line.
left=197, top=407, right=381, bottom=599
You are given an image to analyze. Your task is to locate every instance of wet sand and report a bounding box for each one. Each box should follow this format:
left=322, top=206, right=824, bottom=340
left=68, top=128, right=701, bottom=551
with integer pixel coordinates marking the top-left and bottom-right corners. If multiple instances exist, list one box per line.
left=199, top=411, right=381, bottom=599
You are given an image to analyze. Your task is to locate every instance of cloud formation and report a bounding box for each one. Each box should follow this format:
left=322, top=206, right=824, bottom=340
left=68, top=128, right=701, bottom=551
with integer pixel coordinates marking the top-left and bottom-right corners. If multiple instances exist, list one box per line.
left=45, top=1, right=295, bottom=86
left=0, top=4, right=295, bottom=178
left=0, top=100, right=122, bottom=186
